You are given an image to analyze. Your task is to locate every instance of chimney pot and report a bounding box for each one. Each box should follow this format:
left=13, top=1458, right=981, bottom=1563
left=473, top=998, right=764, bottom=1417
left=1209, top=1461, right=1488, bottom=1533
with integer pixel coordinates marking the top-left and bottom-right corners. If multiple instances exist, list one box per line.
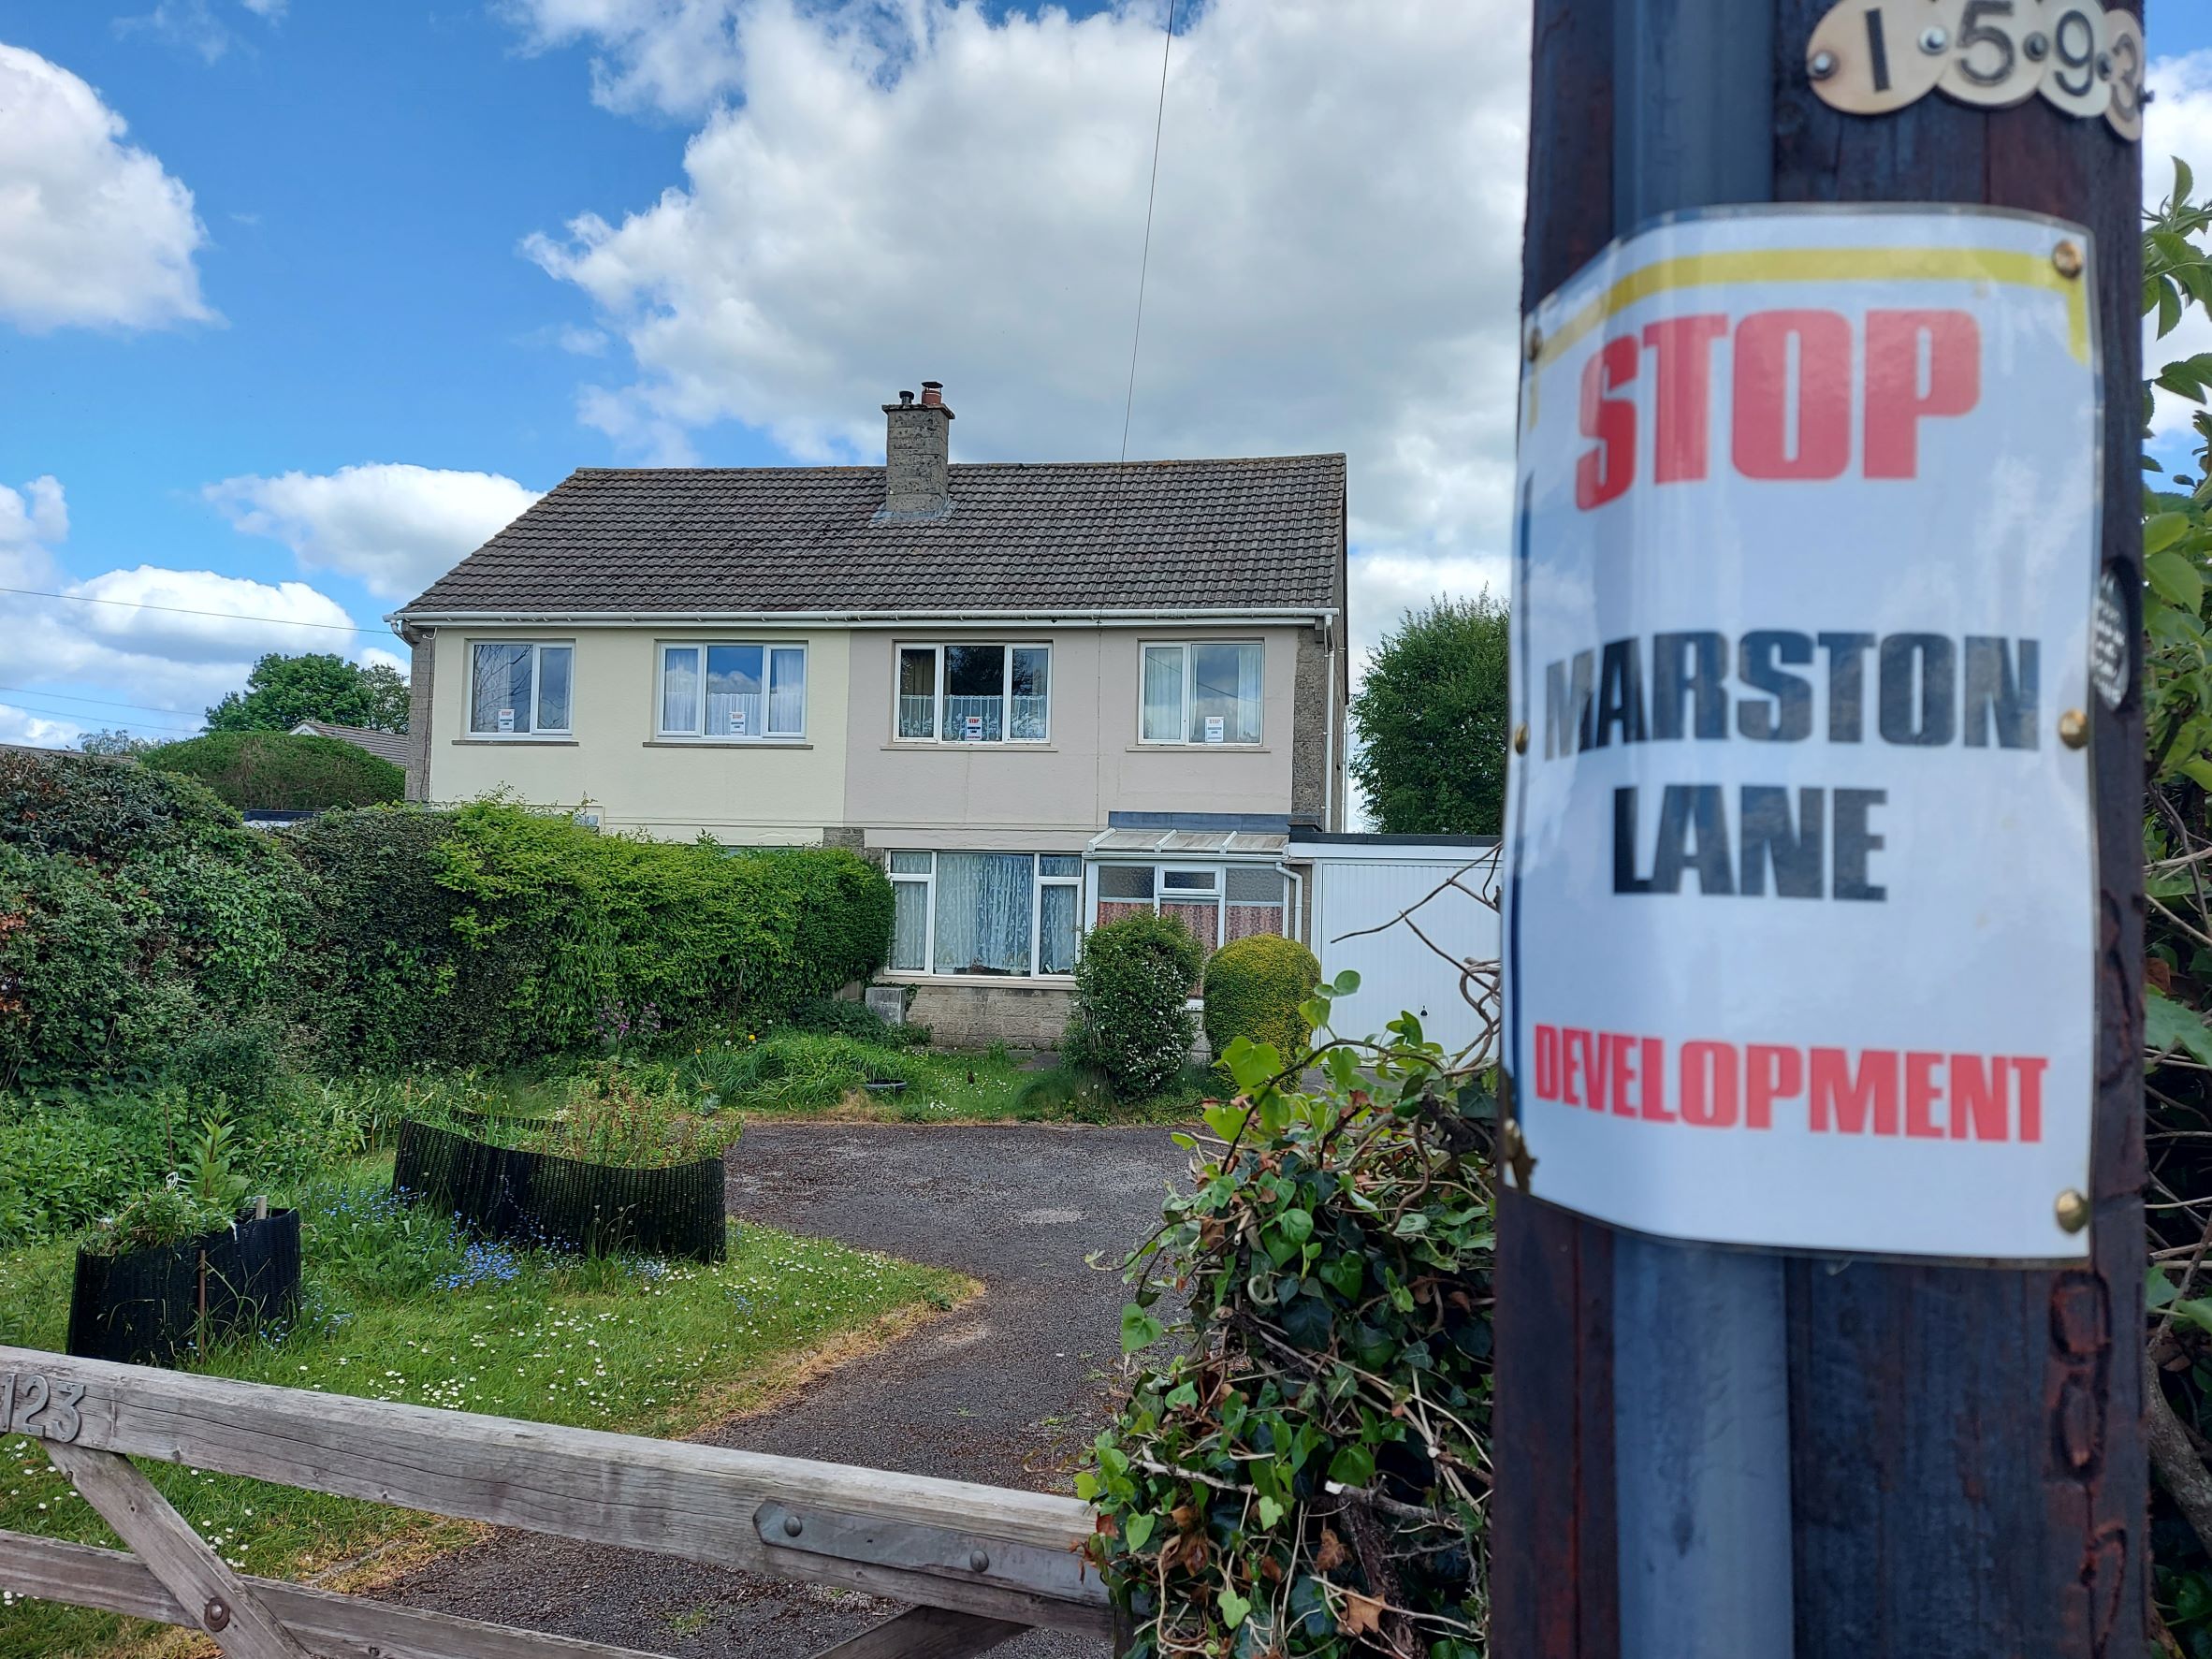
left=920, top=381, right=943, bottom=408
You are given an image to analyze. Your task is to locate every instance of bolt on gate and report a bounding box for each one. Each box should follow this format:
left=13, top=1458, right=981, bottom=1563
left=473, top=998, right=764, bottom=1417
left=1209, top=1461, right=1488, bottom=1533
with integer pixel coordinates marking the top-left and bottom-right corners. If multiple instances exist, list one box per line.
left=0, top=1346, right=1112, bottom=1659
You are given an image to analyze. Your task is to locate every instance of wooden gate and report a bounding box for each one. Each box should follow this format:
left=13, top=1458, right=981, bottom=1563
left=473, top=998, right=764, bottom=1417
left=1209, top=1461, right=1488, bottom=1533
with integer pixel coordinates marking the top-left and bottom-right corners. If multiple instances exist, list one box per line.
left=0, top=1345, right=1111, bottom=1659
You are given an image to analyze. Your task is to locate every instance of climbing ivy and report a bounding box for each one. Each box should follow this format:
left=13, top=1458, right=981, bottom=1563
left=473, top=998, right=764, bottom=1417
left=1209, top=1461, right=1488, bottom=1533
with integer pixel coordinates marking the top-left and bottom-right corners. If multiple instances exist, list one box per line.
left=1085, top=974, right=1494, bottom=1657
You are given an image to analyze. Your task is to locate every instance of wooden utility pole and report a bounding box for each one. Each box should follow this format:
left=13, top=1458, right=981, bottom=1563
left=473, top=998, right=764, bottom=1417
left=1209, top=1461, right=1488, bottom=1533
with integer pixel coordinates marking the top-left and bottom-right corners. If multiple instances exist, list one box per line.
left=1492, top=3, right=2147, bottom=1655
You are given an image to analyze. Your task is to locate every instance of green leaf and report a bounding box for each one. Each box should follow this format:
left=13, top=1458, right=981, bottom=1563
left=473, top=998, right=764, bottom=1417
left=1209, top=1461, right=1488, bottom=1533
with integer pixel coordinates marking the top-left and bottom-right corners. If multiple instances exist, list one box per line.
left=1275, top=1207, right=1315, bottom=1245
left=2161, top=274, right=2185, bottom=339
left=1257, top=1495, right=1285, bottom=1528
left=1218, top=1585, right=1252, bottom=1629
left=1124, top=1511, right=1156, bottom=1551
left=1121, top=1303, right=1165, bottom=1353
left=1326, top=1443, right=1375, bottom=1487
left=1318, top=1252, right=1365, bottom=1300
left=2146, top=988, right=2212, bottom=1066
left=2176, top=1298, right=2212, bottom=1341
left=2147, top=511, right=2193, bottom=554
left=1330, top=968, right=1361, bottom=996
left=2177, top=154, right=2196, bottom=208
left=2146, top=548, right=2204, bottom=614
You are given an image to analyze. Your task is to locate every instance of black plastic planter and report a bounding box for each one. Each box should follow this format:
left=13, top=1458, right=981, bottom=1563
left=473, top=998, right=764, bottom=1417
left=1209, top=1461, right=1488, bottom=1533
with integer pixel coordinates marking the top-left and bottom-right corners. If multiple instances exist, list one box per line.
left=65, top=1208, right=301, bottom=1368
left=392, top=1119, right=726, bottom=1262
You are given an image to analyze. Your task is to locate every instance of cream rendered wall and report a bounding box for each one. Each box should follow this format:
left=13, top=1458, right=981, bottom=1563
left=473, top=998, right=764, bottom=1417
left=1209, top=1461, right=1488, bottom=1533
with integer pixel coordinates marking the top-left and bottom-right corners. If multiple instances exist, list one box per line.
left=841, top=625, right=1303, bottom=848
left=425, top=627, right=849, bottom=844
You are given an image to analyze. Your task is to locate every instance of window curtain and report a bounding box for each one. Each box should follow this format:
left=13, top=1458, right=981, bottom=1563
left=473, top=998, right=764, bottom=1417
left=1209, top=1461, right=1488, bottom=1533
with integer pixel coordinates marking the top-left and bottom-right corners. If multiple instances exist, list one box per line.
left=944, top=646, right=1006, bottom=742
left=932, top=852, right=1034, bottom=974
left=662, top=648, right=700, bottom=732
left=1142, top=647, right=1183, bottom=741
left=891, top=881, right=929, bottom=971
left=473, top=643, right=535, bottom=734
left=1011, top=647, right=1050, bottom=740
left=768, top=648, right=806, bottom=735
left=898, top=649, right=937, bottom=738
left=1040, top=883, right=1079, bottom=973
left=1233, top=644, right=1262, bottom=742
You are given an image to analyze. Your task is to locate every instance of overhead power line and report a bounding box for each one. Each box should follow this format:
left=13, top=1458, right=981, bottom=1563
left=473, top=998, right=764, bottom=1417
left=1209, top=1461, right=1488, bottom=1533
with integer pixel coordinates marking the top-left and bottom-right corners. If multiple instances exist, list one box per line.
left=0, top=695, right=203, bottom=736
left=1119, top=0, right=1178, bottom=465
left=0, top=683, right=201, bottom=719
left=0, top=584, right=387, bottom=636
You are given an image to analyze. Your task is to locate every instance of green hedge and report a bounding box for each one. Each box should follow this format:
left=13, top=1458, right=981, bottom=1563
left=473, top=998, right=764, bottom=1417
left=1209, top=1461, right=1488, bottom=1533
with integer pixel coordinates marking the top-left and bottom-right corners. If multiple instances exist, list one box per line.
left=1064, top=912, right=1205, bottom=1099
left=142, top=731, right=404, bottom=810
left=0, top=751, right=894, bottom=1085
left=1201, top=934, right=1320, bottom=1069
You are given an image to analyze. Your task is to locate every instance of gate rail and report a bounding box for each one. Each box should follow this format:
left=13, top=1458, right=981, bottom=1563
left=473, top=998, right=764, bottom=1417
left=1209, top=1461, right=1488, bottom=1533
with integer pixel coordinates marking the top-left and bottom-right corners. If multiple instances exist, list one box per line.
left=0, top=1345, right=1111, bottom=1659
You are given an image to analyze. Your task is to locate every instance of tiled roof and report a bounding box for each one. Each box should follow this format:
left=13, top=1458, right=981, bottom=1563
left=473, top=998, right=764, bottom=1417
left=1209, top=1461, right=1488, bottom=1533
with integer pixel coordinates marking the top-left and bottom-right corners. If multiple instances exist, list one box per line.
left=398, top=456, right=1346, bottom=618
left=291, top=721, right=411, bottom=767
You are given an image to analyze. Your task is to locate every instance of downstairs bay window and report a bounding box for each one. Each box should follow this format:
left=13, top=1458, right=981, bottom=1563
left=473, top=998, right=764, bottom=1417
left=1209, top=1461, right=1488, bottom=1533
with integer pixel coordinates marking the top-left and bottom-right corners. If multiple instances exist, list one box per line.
left=889, top=851, right=1082, bottom=977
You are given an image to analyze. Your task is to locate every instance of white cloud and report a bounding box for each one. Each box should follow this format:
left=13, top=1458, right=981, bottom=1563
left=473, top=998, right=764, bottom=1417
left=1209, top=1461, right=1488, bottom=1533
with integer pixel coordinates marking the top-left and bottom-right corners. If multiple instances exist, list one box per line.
left=0, top=44, right=211, bottom=332
left=502, top=0, right=749, bottom=118
left=2147, top=51, right=2212, bottom=441
left=519, top=0, right=1528, bottom=589
left=240, top=0, right=288, bottom=18
left=206, top=463, right=545, bottom=602
left=0, top=705, right=85, bottom=749
left=1348, top=552, right=1511, bottom=676
left=0, top=477, right=392, bottom=730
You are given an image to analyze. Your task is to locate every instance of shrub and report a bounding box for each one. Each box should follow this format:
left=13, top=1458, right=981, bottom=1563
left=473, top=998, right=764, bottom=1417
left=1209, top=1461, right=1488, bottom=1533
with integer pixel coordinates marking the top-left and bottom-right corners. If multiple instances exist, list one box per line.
left=1201, top=934, right=1321, bottom=1068
left=1087, top=999, right=1493, bottom=1656
left=1064, top=912, right=1205, bottom=1099
left=0, top=748, right=242, bottom=859
left=142, top=730, right=404, bottom=811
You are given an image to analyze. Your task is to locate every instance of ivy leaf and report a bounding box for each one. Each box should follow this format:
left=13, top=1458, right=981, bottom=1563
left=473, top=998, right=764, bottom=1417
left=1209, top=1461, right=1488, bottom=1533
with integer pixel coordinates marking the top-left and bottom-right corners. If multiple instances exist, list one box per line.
left=1279, top=1291, right=1335, bottom=1350
left=1257, top=1495, right=1285, bottom=1529
left=1326, top=1443, right=1376, bottom=1487
left=1125, top=1511, right=1156, bottom=1551
left=2147, top=989, right=2212, bottom=1066
left=1121, top=1303, right=1166, bottom=1353
left=1276, top=1207, right=1315, bottom=1245
left=2146, top=548, right=2204, bottom=614
left=1218, top=1585, right=1252, bottom=1629
left=1318, top=1252, right=1364, bottom=1300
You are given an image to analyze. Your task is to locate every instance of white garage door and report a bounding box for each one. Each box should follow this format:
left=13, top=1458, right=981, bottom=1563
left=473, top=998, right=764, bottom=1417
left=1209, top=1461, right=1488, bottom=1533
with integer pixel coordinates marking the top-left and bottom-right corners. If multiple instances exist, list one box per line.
left=1309, top=857, right=1500, bottom=1057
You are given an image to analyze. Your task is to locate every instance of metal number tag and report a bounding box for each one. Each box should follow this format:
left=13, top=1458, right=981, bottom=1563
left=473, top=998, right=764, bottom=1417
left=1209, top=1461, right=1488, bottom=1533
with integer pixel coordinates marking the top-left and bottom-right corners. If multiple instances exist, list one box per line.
left=1808, top=0, right=2143, bottom=138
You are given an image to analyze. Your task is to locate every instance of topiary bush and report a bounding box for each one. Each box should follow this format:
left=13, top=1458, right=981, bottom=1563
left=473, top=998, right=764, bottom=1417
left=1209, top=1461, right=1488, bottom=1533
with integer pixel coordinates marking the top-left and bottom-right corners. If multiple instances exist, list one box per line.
left=1202, top=934, right=1321, bottom=1068
left=1064, top=911, right=1206, bottom=1099
left=141, top=730, right=404, bottom=811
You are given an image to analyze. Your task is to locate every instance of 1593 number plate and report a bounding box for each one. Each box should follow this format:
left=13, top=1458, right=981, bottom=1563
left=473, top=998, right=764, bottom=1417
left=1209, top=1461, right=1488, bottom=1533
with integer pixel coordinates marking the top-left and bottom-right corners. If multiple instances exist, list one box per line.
left=1807, top=0, right=2144, bottom=139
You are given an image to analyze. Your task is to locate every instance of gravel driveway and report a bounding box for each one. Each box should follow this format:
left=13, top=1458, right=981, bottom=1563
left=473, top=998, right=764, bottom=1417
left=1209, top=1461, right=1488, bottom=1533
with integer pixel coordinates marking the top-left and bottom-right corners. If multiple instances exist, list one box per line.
left=371, top=1122, right=1188, bottom=1657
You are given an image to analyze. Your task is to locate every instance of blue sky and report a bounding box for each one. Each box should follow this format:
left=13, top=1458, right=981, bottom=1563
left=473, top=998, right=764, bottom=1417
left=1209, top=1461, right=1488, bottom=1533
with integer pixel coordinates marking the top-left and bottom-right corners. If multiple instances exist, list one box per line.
left=0, top=0, right=2205, bottom=744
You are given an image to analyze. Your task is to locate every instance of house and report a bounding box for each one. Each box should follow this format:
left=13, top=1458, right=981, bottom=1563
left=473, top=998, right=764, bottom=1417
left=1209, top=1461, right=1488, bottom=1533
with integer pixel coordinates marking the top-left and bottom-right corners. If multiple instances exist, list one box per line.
left=389, top=383, right=1348, bottom=1045
left=287, top=720, right=412, bottom=769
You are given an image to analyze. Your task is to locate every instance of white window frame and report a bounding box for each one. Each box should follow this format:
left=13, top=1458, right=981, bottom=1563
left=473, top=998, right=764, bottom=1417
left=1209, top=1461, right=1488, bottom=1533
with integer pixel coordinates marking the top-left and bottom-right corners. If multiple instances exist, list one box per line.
left=892, top=642, right=1053, bottom=745
left=1086, top=861, right=1290, bottom=947
left=886, top=851, right=1083, bottom=978
left=655, top=640, right=808, bottom=741
left=467, top=640, right=575, bottom=739
left=1137, top=639, right=1265, bottom=747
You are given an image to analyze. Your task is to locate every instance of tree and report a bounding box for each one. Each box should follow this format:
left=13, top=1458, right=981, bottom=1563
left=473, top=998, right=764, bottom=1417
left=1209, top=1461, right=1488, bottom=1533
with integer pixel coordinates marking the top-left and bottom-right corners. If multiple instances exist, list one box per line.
left=1347, top=592, right=1509, bottom=836
left=76, top=729, right=156, bottom=757
left=204, top=653, right=409, bottom=735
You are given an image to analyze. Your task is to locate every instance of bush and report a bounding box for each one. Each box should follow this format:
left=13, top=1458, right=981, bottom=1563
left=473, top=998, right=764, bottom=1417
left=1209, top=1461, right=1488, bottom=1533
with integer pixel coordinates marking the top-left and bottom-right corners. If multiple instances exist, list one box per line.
left=1087, top=1003, right=1493, bottom=1656
left=1064, top=912, right=1205, bottom=1099
left=0, top=748, right=242, bottom=858
left=1201, top=934, right=1321, bottom=1068
left=142, top=731, right=404, bottom=811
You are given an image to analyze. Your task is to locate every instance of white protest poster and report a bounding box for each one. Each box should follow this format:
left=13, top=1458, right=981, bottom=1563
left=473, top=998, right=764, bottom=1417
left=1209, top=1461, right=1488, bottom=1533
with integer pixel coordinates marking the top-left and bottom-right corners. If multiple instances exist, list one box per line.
left=1505, top=208, right=2097, bottom=1260
left=1206, top=715, right=1226, bottom=744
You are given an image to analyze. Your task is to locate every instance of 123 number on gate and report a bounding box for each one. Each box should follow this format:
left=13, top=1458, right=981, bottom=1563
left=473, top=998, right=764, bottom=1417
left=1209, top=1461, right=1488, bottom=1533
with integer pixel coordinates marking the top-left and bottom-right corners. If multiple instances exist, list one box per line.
left=1807, top=0, right=2144, bottom=138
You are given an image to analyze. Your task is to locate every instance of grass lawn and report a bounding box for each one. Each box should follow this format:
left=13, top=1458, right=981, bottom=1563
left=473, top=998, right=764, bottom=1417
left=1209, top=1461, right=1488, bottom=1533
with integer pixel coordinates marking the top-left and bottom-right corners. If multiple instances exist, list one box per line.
left=0, top=1157, right=969, bottom=1659
left=607, top=1030, right=1213, bottom=1125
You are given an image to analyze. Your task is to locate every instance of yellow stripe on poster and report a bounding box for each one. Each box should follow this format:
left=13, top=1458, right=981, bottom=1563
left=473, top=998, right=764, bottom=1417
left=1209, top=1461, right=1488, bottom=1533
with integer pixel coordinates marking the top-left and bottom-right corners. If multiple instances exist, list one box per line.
left=1524, top=245, right=2088, bottom=429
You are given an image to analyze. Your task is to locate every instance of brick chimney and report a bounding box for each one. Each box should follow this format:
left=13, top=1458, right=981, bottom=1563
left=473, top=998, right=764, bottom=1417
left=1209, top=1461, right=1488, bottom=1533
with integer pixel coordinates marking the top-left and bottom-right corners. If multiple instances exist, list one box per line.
left=880, top=381, right=953, bottom=521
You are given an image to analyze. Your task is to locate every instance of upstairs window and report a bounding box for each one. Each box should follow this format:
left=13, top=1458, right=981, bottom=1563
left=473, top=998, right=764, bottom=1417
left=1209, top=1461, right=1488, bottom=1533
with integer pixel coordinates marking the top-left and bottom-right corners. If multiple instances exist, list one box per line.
left=1140, top=641, right=1263, bottom=745
left=895, top=644, right=1051, bottom=742
left=469, top=641, right=573, bottom=736
left=659, top=643, right=807, bottom=739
